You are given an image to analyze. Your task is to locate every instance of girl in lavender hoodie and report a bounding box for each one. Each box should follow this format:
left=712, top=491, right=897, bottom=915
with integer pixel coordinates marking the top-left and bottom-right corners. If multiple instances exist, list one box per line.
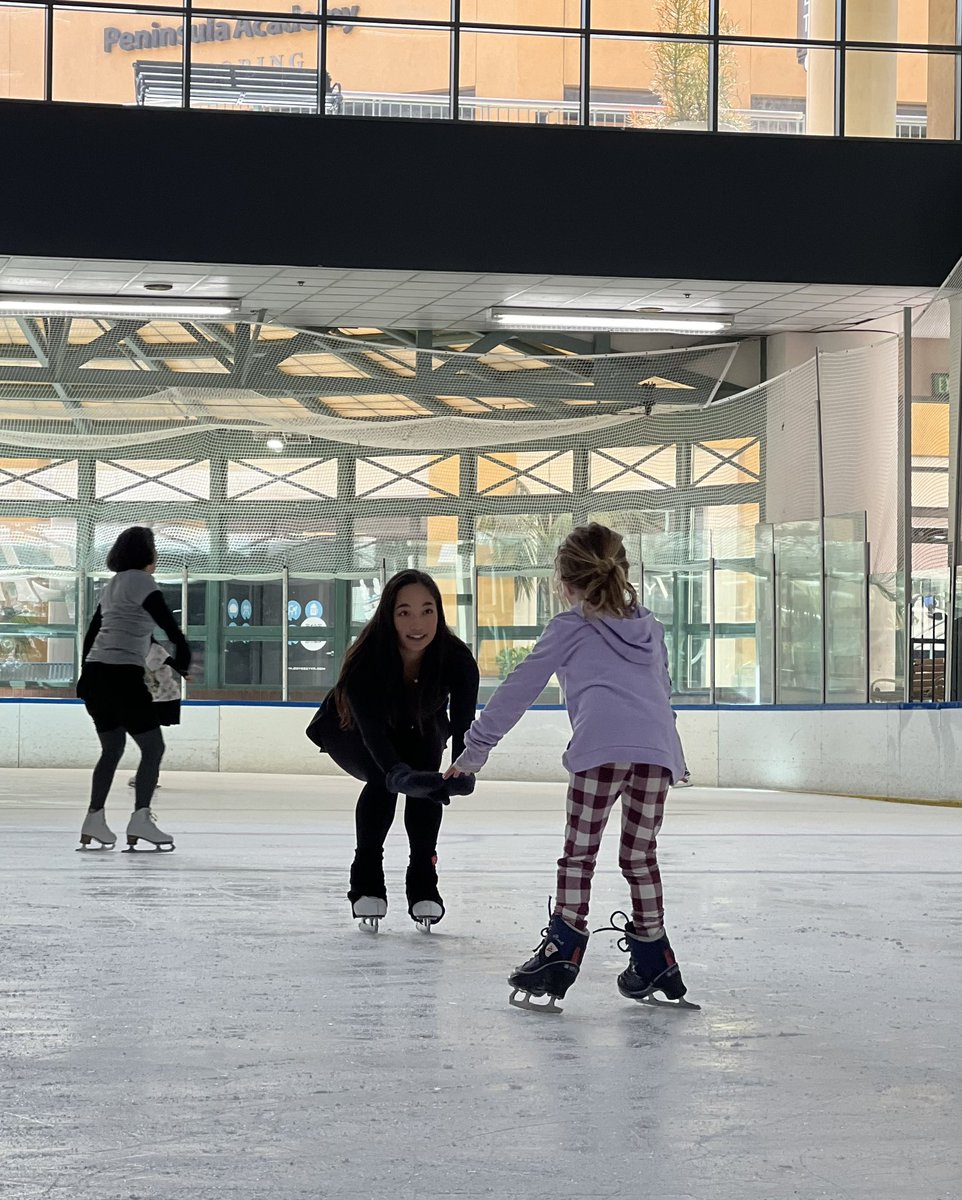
left=445, top=523, right=697, bottom=1014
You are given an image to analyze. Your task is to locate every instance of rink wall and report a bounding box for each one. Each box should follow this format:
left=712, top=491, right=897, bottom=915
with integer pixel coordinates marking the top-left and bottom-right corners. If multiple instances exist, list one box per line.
left=1, top=699, right=960, bottom=804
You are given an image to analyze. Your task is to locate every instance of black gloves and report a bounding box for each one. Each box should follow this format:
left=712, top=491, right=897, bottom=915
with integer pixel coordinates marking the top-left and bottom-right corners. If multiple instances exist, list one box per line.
left=385, top=763, right=447, bottom=798
left=445, top=774, right=475, bottom=797
left=385, top=764, right=477, bottom=803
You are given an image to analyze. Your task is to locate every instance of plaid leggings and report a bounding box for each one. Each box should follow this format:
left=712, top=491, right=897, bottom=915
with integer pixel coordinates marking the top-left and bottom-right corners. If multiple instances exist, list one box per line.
left=555, top=763, right=672, bottom=935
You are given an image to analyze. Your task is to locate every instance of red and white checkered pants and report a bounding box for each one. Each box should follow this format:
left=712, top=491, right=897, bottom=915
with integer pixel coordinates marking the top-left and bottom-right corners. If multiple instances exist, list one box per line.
left=555, top=763, right=672, bottom=935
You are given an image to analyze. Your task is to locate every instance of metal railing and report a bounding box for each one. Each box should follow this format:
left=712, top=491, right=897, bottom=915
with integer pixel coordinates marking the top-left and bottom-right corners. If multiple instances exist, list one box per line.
left=132, top=69, right=931, bottom=138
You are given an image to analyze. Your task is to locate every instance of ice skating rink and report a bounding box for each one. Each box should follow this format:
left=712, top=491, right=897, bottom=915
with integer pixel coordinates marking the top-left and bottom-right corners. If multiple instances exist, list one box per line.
left=2, top=770, right=960, bottom=1200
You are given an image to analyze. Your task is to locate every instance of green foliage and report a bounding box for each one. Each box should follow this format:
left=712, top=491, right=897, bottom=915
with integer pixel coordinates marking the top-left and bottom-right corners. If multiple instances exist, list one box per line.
left=630, top=0, right=744, bottom=130
left=496, top=645, right=532, bottom=679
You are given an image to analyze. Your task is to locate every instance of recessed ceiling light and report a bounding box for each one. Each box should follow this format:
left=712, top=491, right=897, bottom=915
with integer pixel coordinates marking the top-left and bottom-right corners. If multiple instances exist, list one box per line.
left=488, top=306, right=732, bottom=334
left=0, top=293, right=239, bottom=319
left=143, top=282, right=174, bottom=292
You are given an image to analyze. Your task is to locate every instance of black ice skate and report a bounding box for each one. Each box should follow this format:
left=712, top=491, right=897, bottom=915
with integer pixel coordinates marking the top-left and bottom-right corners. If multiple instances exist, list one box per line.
left=508, top=912, right=588, bottom=1015
left=599, top=912, right=700, bottom=1010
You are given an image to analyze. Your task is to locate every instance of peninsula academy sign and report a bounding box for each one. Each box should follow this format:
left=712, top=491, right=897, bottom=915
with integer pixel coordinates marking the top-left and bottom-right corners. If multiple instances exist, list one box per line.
left=104, top=4, right=359, bottom=52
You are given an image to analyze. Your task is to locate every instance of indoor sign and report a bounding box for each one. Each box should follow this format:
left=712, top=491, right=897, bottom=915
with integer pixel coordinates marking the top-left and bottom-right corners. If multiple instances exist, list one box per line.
left=104, top=5, right=360, bottom=52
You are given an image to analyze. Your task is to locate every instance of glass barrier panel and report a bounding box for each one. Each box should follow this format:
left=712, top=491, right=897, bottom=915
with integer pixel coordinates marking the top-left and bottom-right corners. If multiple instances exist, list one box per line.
left=774, top=519, right=823, bottom=704
left=825, top=537, right=868, bottom=703
left=714, top=559, right=760, bottom=703
left=285, top=577, right=338, bottom=699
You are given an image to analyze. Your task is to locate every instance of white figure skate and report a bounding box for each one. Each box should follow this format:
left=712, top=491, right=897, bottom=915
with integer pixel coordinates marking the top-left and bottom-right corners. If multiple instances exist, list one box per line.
left=124, top=808, right=175, bottom=852
left=352, top=896, right=387, bottom=933
left=77, top=809, right=116, bottom=850
left=411, top=900, right=444, bottom=933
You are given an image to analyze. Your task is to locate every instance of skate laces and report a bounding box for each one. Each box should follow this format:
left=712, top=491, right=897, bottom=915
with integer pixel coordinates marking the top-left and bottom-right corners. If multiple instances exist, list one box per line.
left=591, top=910, right=633, bottom=952
left=528, top=898, right=554, bottom=953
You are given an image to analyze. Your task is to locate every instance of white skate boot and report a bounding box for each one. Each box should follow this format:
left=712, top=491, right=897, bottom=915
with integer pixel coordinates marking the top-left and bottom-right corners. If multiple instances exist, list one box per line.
left=411, top=901, right=444, bottom=934
left=77, top=809, right=116, bottom=850
left=352, top=896, right=387, bottom=934
left=124, top=808, right=175, bottom=852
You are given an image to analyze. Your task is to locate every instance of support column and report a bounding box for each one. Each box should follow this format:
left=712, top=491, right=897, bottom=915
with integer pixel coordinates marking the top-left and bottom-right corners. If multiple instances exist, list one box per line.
left=901, top=308, right=914, bottom=701
left=945, top=297, right=962, bottom=697
left=845, top=0, right=899, bottom=138
left=806, top=0, right=838, bottom=136
left=927, top=0, right=958, bottom=140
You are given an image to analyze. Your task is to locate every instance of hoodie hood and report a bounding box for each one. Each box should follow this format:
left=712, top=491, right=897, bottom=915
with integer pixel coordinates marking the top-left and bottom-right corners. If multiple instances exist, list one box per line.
left=579, top=605, right=661, bottom=664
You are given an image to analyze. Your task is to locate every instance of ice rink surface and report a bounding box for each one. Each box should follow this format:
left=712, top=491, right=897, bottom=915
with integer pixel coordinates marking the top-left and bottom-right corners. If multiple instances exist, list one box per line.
left=1, top=769, right=961, bottom=1200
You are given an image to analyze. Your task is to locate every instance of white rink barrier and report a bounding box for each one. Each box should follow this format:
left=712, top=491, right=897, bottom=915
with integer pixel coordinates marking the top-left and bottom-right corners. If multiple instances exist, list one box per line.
left=1, top=700, right=960, bottom=805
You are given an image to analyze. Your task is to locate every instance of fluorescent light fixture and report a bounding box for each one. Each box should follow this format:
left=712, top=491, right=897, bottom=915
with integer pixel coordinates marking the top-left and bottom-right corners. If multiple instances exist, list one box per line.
left=0, top=294, right=239, bottom=319
left=489, top=306, right=732, bottom=335
left=266, top=435, right=285, bottom=452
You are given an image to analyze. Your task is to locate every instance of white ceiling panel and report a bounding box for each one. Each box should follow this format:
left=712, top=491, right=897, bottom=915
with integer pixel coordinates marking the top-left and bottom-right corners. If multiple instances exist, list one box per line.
left=0, top=253, right=940, bottom=336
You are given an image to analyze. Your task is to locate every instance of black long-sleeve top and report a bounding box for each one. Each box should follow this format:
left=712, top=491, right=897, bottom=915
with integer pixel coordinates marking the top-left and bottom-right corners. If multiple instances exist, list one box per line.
left=342, top=638, right=480, bottom=774
left=82, top=590, right=192, bottom=676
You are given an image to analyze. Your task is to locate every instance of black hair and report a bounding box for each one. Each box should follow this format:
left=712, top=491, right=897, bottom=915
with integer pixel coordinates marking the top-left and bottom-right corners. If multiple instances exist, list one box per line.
left=333, top=569, right=457, bottom=730
left=106, top=526, right=156, bottom=573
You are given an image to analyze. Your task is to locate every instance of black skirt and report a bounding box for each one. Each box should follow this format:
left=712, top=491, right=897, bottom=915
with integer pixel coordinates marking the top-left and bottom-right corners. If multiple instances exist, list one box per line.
left=77, top=662, right=159, bottom=736
left=152, top=698, right=182, bottom=727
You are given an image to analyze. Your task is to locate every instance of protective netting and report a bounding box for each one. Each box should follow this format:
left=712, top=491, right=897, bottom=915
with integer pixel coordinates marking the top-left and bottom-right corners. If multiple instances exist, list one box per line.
left=0, top=301, right=935, bottom=704
left=0, top=321, right=754, bottom=576
left=0, top=314, right=910, bottom=581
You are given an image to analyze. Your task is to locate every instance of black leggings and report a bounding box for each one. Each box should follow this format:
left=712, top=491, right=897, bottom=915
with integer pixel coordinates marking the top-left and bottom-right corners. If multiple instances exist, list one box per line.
left=90, top=727, right=165, bottom=813
left=323, top=722, right=445, bottom=907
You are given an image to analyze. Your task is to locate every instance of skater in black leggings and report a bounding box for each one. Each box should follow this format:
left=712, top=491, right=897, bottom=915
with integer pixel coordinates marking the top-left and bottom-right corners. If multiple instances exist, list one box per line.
left=76, top=526, right=190, bottom=852
left=308, top=570, right=479, bottom=932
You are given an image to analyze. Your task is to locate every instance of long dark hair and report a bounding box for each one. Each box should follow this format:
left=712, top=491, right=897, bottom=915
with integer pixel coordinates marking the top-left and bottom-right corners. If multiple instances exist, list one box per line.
left=333, top=570, right=458, bottom=729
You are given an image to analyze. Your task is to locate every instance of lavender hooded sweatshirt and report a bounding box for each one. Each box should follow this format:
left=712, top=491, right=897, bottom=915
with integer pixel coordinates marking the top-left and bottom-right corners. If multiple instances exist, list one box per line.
left=453, top=605, right=686, bottom=781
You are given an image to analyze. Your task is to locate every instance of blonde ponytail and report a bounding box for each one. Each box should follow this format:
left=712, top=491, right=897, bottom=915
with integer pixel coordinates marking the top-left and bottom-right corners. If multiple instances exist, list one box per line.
left=555, top=523, right=638, bottom=619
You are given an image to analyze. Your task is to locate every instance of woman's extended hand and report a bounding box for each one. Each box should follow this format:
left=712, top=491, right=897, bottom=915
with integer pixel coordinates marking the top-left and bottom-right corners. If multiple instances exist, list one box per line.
left=443, top=766, right=462, bottom=779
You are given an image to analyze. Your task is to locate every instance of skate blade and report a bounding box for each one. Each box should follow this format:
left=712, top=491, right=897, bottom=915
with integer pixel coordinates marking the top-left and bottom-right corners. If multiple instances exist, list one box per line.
left=123, top=840, right=175, bottom=852
left=637, top=994, right=701, bottom=1011
left=76, top=840, right=115, bottom=851
left=357, top=917, right=380, bottom=933
left=415, top=919, right=435, bottom=934
left=508, top=987, right=563, bottom=1015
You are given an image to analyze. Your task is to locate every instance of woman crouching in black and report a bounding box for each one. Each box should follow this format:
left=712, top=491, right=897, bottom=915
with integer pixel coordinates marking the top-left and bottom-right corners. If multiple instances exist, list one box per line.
left=308, top=570, right=479, bottom=933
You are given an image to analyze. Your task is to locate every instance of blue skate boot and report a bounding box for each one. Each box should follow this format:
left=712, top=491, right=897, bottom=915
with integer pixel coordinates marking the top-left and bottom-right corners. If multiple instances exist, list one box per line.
left=508, top=911, right=589, bottom=1015
left=600, top=912, right=700, bottom=1010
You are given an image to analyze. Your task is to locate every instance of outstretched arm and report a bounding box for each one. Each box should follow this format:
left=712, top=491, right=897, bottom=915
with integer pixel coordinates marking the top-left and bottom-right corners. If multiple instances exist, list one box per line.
left=446, top=618, right=566, bottom=775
